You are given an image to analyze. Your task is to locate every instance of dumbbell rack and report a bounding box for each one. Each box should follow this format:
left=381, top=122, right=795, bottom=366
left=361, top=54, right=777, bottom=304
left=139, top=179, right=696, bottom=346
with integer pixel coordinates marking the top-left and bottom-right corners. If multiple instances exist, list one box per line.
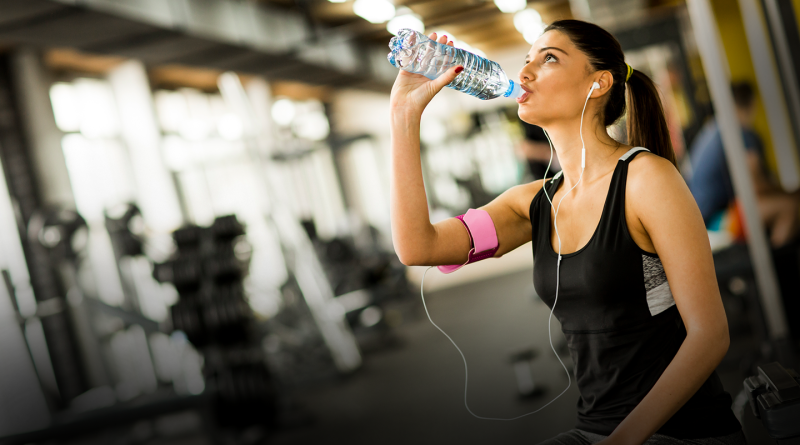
left=155, top=215, right=278, bottom=429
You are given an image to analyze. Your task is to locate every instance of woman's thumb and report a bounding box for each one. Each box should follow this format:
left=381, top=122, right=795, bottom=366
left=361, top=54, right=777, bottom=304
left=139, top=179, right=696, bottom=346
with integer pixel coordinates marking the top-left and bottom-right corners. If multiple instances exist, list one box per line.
left=431, top=65, right=463, bottom=92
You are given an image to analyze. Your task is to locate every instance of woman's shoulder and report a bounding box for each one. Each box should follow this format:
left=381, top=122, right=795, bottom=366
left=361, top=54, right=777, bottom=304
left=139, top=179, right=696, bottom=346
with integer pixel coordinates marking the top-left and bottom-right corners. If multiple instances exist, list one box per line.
left=623, top=149, right=687, bottom=256
left=524, top=177, right=553, bottom=202
left=626, top=149, right=679, bottom=193
left=505, top=178, right=550, bottom=221
left=625, top=148, right=696, bottom=221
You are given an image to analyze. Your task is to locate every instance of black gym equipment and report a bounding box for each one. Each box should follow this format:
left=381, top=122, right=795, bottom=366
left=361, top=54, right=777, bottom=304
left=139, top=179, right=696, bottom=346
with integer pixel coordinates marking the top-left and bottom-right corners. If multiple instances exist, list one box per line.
left=743, top=362, right=800, bottom=444
left=155, top=215, right=279, bottom=430
left=301, top=219, right=415, bottom=351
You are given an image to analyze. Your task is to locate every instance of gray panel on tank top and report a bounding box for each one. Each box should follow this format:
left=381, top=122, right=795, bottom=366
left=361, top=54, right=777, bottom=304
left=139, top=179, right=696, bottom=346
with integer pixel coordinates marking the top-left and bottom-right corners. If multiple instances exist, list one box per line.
left=642, top=254, right=676, bottom=316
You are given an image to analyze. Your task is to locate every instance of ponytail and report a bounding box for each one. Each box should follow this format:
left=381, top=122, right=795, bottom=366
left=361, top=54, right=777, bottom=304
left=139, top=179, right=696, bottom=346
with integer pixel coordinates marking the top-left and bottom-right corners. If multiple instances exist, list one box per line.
left=542, top=20, right=677, bottom=168
left=625, top=69, right=677, bottom=167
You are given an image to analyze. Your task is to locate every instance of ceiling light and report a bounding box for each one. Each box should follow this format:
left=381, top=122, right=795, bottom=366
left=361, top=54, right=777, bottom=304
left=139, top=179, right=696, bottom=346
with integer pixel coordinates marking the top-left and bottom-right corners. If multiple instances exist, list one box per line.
left=271, top=99, right=296, bottom=127
left=523, top=22, right=547, bottom=44
left=353, top=0, right=396, bottom=24
left=387, top=8, right=424, bottom=35
left=493, top=0, right=526, bottom=13
left=293, top=111, right=330, bottom=141
left=514, top=8, right=542, bottom=33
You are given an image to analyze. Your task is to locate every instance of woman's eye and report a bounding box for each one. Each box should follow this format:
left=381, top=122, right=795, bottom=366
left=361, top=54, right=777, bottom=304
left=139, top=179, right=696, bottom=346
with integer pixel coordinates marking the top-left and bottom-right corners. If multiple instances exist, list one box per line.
left=544, top=54, right=557, bottom=63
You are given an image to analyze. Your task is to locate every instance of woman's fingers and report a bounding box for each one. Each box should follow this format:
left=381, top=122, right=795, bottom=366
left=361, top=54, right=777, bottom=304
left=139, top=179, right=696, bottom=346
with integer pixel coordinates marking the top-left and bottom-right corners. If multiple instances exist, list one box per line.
left=391, top=31, right=460, bottom=109
left=428, top=32, right=454, bottom=47
left=430, top=64, right=463, bottom=93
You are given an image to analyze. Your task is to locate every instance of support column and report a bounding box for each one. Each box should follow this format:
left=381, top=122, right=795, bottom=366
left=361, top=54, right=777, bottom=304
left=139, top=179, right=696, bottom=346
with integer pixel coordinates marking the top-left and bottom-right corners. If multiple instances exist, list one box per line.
left=687, top=0, right=795, bottom=364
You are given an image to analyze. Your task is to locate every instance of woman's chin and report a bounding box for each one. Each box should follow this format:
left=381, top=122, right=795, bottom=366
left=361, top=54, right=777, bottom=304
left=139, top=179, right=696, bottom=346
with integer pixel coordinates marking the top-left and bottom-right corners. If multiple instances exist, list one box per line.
left=517, top=109, right=540, bottom=125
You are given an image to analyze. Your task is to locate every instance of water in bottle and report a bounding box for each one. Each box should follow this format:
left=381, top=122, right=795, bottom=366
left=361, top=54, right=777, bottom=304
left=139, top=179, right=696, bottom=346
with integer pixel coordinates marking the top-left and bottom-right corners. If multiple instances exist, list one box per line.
left=387, top=28, right=522, bottom=100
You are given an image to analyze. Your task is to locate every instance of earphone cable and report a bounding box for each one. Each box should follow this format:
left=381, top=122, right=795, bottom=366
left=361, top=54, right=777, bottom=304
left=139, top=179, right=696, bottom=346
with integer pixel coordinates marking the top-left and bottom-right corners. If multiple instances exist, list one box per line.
left=420, top=264, right=572, bottom=420
left=416, top=83, right=597, bottom=421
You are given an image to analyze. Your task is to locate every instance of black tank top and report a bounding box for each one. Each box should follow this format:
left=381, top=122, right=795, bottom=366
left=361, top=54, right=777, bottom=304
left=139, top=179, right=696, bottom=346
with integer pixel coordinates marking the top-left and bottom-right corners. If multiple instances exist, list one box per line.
left=529, top=147, right=741, bottom=438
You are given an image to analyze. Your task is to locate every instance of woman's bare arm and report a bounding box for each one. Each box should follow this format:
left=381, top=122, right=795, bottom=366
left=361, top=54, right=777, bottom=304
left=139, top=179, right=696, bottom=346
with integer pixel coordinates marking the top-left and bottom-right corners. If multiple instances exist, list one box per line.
left=389, top=34, right=540, bottom=266
left=405, top=181, right=542, bottom=267
left=390, top=33, right=541, bottom=266
left=607, top=153, right=730, bottom=445
left=391, top=107, right=542, bottom=266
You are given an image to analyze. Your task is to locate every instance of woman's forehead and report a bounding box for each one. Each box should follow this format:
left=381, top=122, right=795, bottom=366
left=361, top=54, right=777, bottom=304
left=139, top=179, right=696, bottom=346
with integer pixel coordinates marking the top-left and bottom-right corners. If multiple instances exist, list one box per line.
left=527, top=30, right=573, bottom=57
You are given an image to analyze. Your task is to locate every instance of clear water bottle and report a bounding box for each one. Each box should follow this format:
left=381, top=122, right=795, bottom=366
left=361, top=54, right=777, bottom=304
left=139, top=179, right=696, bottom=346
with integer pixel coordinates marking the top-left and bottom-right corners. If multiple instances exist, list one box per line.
left=387, top=28, right=522, bottom=100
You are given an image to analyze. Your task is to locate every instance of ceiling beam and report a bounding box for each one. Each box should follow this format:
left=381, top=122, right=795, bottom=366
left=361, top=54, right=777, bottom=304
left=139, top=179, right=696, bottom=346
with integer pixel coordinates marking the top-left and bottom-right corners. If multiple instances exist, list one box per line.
left=0, top=0, right=398, bottom=91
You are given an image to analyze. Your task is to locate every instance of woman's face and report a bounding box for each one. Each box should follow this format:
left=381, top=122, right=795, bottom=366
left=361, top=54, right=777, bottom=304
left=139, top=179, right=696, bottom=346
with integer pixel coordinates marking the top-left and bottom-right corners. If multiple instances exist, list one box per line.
left=517, top=30, right=595, bottom=127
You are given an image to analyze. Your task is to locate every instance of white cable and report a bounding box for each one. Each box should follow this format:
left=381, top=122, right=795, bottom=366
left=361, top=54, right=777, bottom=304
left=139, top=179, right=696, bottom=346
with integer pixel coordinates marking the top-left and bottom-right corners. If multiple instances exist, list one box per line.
left=420, top=264, right=571, bottom=420
left=416, top=84, right=597, bottom=421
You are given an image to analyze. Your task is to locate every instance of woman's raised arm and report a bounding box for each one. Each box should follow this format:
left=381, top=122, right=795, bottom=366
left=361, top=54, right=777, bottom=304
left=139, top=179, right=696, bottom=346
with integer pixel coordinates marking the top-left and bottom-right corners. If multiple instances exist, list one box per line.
left=389, top=33, right=540, bottom=266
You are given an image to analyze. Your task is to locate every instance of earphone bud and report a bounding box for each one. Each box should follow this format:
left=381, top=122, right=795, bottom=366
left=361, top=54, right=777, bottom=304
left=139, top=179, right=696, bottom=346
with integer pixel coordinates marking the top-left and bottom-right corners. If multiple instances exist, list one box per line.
left=592, top=81, right=600, bottom=90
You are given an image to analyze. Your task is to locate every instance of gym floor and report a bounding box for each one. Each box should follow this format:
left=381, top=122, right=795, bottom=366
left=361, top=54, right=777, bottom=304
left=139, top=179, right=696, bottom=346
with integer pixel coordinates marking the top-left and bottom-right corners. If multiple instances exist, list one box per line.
left=269, top=269, right=777, bottom=445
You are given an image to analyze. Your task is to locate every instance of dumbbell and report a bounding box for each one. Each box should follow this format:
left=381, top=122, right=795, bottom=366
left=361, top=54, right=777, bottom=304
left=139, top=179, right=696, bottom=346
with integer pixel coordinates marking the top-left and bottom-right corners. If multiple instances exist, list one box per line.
left=170, top=300, right=205, bottom=347
left=172, top=225, right=203, bottom=248
left=211, top=215, right=245, bottom=240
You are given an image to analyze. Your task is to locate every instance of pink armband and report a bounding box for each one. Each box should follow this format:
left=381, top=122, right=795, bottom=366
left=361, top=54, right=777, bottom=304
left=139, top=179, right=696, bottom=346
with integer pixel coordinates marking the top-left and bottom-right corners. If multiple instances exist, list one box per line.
left=437, top=208, right=499, bottom=274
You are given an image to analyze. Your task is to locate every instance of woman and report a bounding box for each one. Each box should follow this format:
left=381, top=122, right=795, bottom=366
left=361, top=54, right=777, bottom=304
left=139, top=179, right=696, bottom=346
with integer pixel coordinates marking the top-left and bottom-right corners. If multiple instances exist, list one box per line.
left=389, top=19, right=747, bottom=445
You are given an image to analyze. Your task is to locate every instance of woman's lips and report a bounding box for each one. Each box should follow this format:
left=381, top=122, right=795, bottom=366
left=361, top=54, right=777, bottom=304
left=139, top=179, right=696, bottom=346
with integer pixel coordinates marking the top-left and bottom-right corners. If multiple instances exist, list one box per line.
left=516, top=84, right=532, bottom=103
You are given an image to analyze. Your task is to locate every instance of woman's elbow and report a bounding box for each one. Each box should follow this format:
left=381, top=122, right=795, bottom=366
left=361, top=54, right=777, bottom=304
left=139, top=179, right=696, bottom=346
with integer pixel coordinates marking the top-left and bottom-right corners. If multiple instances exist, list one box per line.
left=714, top=316, right=731, bottom=353
left=392, top=245, right=411, bottom=266
left=393, top=243, right=422, bottom=266
left=705, top=325, right=730, bottom=360
left=397, top=252, right=419, bottom=266
left=688, top=323, right=730, bottom=359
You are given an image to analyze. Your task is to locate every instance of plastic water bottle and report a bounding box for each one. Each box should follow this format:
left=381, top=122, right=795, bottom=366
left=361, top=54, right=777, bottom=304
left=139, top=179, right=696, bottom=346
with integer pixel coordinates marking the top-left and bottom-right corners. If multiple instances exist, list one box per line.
left=388, top=28, right=522, bottom=100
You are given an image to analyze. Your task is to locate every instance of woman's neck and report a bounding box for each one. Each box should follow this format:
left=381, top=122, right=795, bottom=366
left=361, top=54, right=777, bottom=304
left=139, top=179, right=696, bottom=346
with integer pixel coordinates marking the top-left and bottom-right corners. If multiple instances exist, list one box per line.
left=543, top=116, right=624, bottom=190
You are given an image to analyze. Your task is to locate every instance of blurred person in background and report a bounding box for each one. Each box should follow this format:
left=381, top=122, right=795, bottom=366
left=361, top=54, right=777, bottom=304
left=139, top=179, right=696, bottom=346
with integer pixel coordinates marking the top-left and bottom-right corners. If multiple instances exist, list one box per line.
left=688, top=81, right=800, bottom=248
left=517, top=121, right=562, bottom=180
left=389, top=18, right=745, bottom=445
left=688, top=81, right=800, bottom=343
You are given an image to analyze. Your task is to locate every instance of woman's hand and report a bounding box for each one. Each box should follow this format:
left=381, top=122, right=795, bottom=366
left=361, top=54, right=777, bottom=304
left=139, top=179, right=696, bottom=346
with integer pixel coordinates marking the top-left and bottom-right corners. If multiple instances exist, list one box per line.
left=389, top=33, right=463, bottom=119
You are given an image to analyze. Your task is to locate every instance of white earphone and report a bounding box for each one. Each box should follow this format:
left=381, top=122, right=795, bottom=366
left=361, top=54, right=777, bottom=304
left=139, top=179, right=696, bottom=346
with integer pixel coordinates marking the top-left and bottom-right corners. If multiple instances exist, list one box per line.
left=581, top=82, right=600, bottom=171
left=416, top=80, right=601, bottom=422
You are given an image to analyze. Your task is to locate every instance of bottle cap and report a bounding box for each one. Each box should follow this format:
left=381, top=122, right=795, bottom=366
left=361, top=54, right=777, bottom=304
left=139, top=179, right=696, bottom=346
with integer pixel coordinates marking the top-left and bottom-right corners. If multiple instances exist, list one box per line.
left=504, top=80, right=523, bottom=98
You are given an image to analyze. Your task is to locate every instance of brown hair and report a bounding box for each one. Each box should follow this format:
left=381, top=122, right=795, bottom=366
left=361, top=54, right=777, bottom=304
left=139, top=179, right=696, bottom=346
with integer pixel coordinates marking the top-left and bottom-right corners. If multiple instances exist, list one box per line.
left=542, top=20, right=677, bottom=167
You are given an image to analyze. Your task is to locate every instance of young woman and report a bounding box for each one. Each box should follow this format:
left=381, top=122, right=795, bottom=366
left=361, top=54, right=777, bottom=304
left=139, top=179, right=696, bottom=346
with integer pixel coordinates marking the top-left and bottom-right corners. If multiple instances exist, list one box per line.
left=389, top=19, right=748, bottom=445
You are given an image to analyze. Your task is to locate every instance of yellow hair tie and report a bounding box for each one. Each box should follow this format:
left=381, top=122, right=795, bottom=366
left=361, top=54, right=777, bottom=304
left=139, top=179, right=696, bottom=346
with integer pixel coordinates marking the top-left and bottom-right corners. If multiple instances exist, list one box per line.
left=626, top=63, right=633, bottom=82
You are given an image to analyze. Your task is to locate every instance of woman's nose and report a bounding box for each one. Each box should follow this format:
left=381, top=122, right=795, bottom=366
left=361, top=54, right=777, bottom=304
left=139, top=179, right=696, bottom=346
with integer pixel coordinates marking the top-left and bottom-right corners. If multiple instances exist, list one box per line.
left=518, top=63, right=534, bottom=83
left=518, top=67, right=532, bottom=83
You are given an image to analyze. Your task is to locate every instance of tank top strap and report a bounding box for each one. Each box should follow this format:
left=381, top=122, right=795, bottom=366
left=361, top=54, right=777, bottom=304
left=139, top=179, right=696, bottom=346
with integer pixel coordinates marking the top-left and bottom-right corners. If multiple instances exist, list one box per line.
left=544, top=170, right=564, bottom=198
left=619, top=146, right=650, bottom=162
left=598, top=146, right=651, bottom=246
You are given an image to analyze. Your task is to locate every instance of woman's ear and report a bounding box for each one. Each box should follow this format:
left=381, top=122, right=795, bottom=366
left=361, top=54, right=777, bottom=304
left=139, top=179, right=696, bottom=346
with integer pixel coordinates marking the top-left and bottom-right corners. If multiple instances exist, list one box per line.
left=592, top=71, right=615, bottom=97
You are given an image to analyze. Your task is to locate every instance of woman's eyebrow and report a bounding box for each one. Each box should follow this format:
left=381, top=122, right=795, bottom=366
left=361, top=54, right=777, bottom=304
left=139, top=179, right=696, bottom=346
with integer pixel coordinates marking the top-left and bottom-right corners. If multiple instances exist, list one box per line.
left=538, top=46, right=568, bottom=55
left=525, top=46, right=569, bottom=62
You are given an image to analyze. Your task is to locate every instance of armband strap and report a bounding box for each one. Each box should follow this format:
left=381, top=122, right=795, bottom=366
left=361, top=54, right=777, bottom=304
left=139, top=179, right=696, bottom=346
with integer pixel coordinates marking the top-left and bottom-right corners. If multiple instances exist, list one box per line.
left=437, top=208, right=499, bottom=274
